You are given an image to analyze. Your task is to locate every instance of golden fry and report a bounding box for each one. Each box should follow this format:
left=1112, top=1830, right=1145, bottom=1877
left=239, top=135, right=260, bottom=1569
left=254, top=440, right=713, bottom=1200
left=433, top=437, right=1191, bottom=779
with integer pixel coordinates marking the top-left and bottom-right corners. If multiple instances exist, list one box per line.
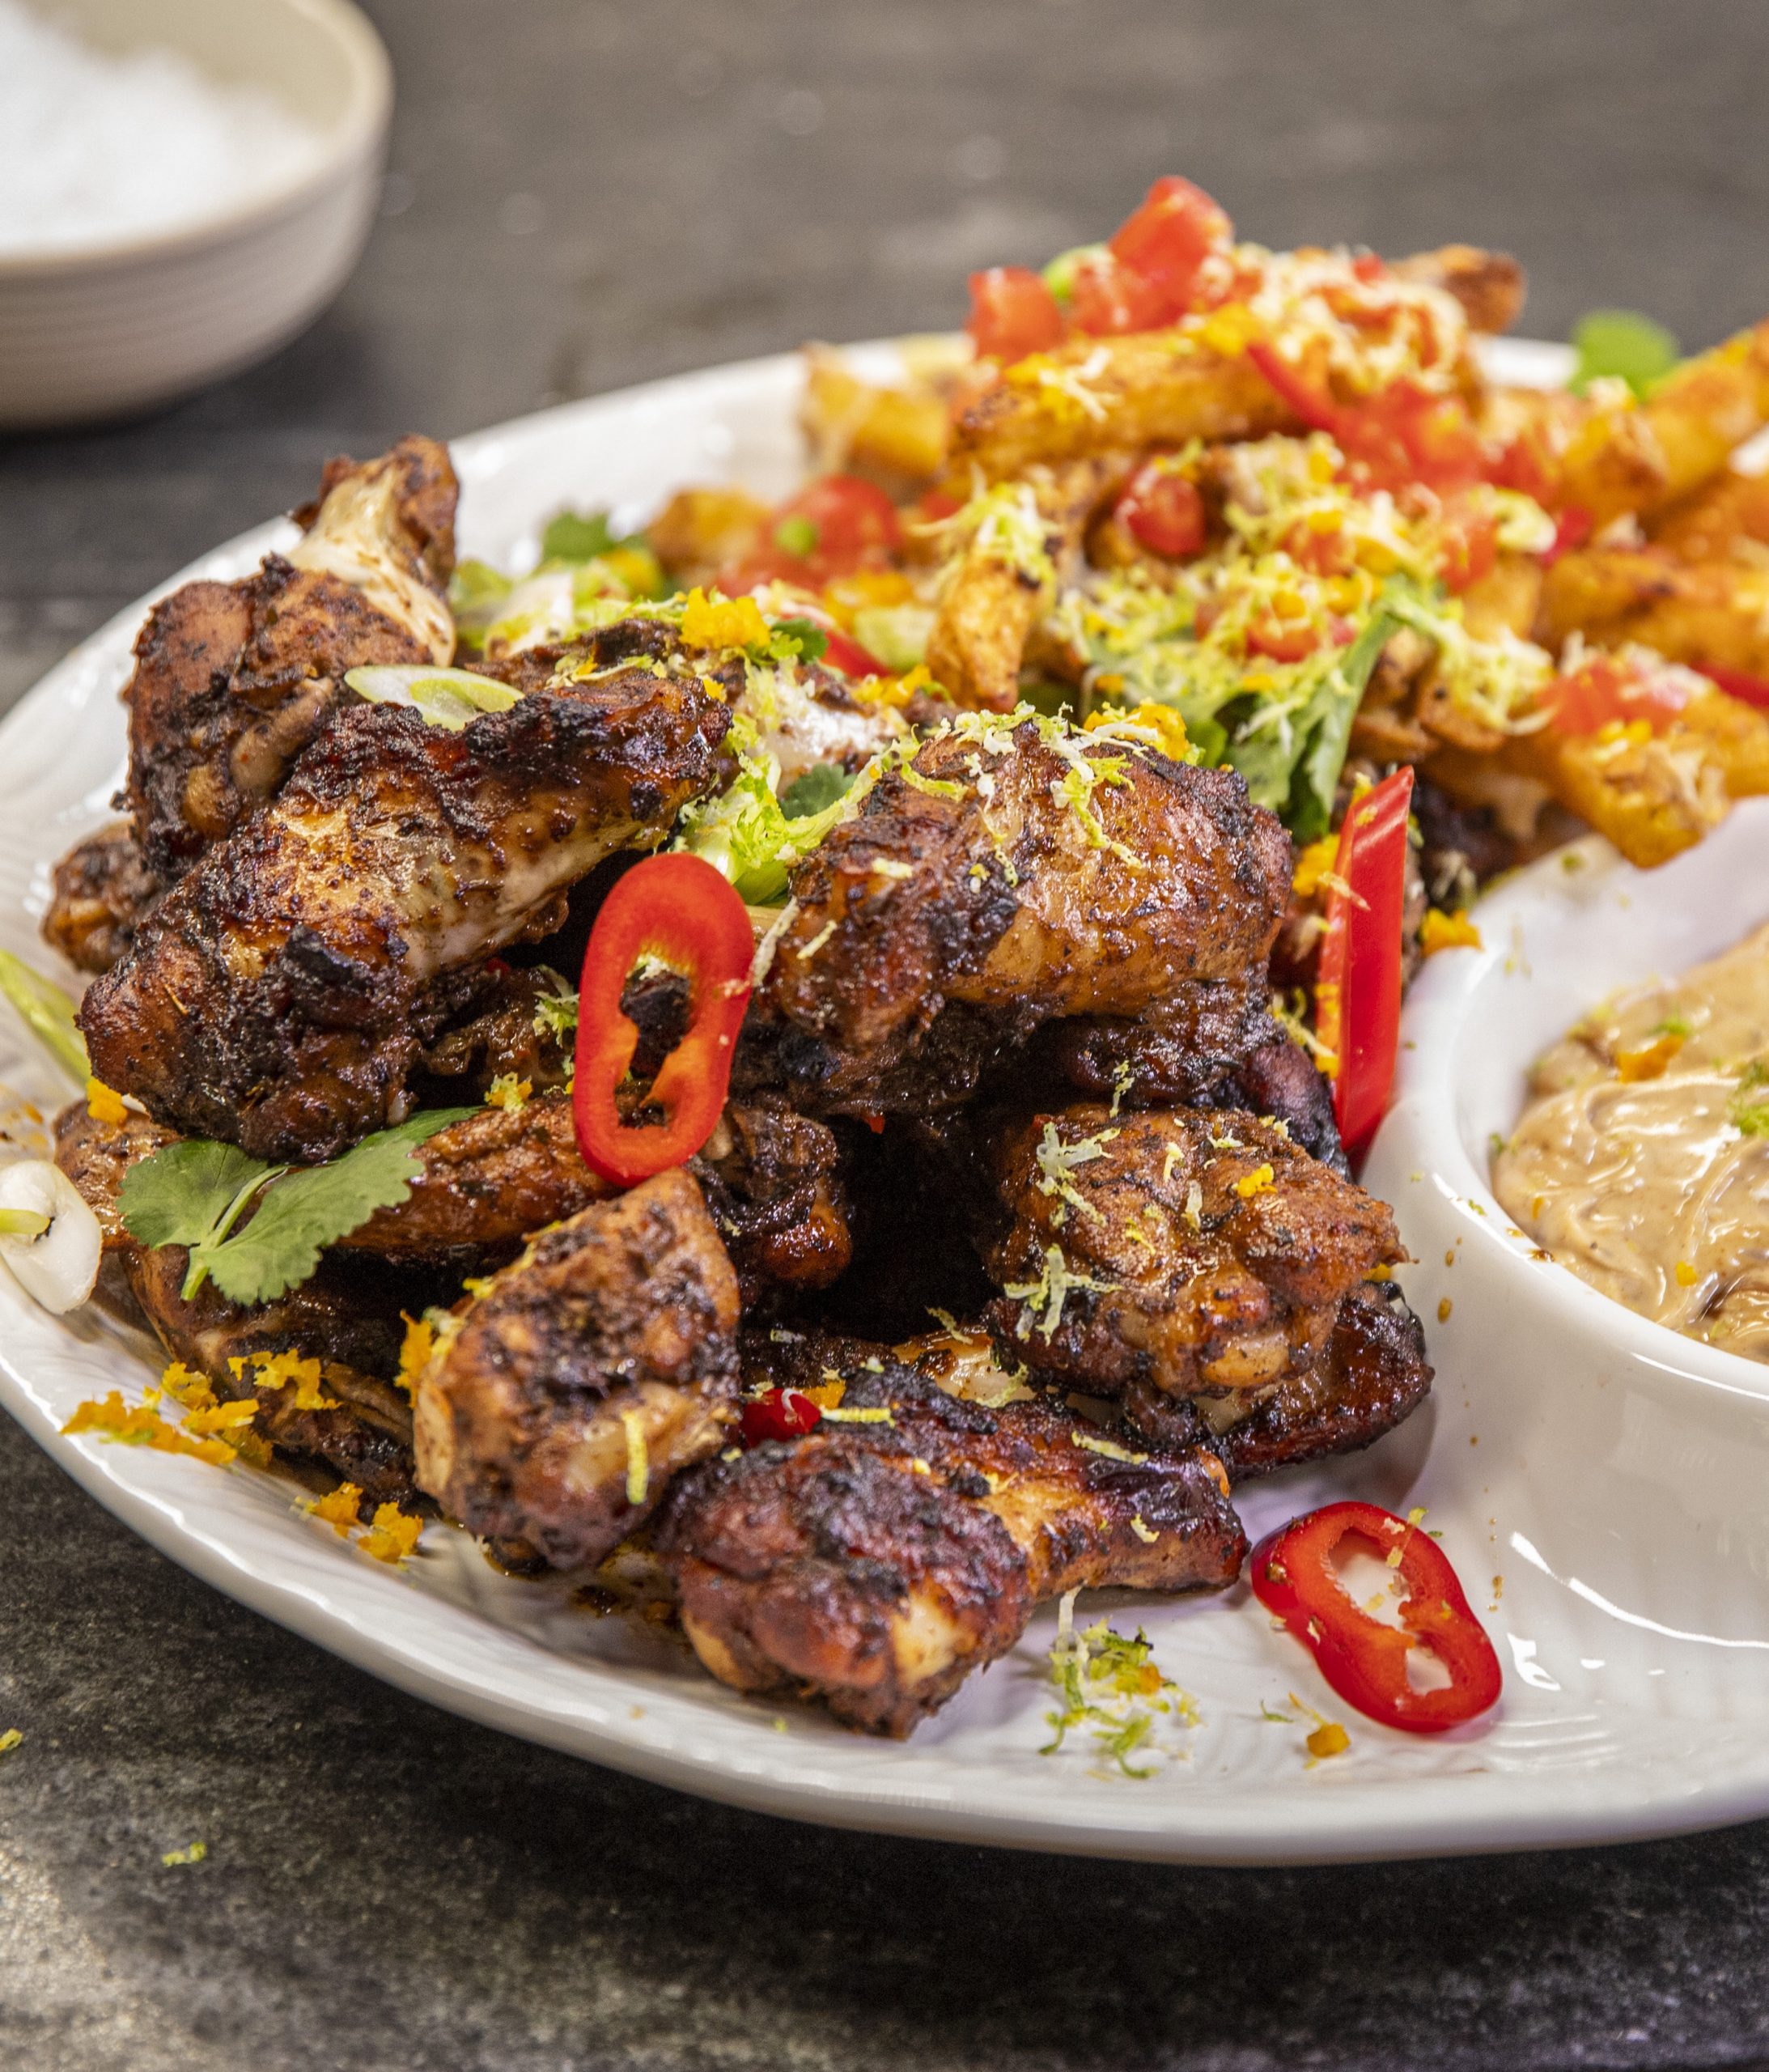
left=1501, top=721, right=1729, bottom=870
left=1647, top=468, right=1769, bottom=564
left=1539, top=549, right=1769, bottom=677
left=800, top=347, right=950, bottom=489
left=646, top=486, right=771, bottom=588
left=951, top=328, right=1286, bottom=482
left=1556, top=319, right=1769, bottom=524
left=1391, top=245, right=1526, bottom=335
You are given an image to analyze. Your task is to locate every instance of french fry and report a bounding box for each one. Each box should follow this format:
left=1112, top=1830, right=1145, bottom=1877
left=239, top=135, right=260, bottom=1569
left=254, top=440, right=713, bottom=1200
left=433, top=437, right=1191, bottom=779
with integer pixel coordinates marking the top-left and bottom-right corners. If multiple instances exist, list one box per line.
left=1647, top=467, right=1769, bottom=565
left=1676, top=683, right=1769, bottom=796
left=646, top=486, right=771, bottom=588
left=1540, top=549, right=1769, bottom=677
left=1500, top=719, right=1729, bottom=870
left=1556, top=319, right=1769, bottom=524
left=951, top=327, right=1287, bottom=482
left=1391, top=245, right=1526, bottom=335
left=925, top=461, right=1120, bottom=710
left=800, top=347, right=950, bottom=489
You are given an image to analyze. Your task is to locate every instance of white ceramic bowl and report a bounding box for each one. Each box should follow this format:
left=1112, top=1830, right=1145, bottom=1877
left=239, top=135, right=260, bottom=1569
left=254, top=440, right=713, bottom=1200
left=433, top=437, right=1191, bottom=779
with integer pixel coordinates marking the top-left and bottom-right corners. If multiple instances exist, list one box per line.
left=1366, top=800, right=1769, bottom=1717
left=0, top=0, right=391, bottom=429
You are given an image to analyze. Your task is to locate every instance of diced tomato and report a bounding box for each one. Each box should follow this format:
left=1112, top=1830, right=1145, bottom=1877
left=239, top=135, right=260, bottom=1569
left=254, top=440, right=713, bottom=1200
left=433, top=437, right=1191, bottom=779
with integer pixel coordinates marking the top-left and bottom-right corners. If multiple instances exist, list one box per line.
left=1107, top=175, right=1232, bottom=321
left=771, top=475, right=901, bottom=582
left=1436, top=502, right=1499, bottom=593
left=1350, top=251, right=1387, bottom=285
left=1542, top=505, right=1593, bottom=566
left=1283, top=516, right=1350, bottom=577
left=1069, top=248, right=1169, bottom=336
left=1245, top=620, right=1325, bottom=664
left=966, top=265, right=1067, bottom=363
left=1543, top=653, right=1694, bottom=737
left=913, top=486, right=963, bottom=524
left=1116, top=461, right=1207, bottom=558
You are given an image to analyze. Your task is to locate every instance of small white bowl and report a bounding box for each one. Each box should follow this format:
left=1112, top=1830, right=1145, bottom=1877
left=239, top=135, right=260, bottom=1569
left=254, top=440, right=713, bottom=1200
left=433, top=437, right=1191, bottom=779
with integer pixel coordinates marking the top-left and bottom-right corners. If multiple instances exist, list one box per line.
left=0, top=0, right=391, bottom=429
left=1365, top=799, right=1769, bottom=1708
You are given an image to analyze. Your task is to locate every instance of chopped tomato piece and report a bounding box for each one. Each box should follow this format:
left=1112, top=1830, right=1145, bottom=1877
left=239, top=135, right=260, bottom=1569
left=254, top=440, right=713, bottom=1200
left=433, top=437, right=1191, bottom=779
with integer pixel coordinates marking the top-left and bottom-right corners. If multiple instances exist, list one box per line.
left=1543, top=652, right=1693, bottom=736
left=1250, top=1501, right=1503, bottom=1734
left=1350, top=251, right=1387, bottom=285
left=1107, top=175, right=1232, bottom=320
left=1436, top=501, right=1499, bottom=593
left=1542, top=505, right=1594, bottom=565
left=1245, top=620, right=1325, bottom=664
left=572, top=853, right=754, bottom=1187
left=966, top=265, right=1067, bottom=363
left=1069, top=248, right=1169, bottom=336
left=1116, top=461, right=1207, bottom=558
left=1314, top=766, right=1414, bottom=1157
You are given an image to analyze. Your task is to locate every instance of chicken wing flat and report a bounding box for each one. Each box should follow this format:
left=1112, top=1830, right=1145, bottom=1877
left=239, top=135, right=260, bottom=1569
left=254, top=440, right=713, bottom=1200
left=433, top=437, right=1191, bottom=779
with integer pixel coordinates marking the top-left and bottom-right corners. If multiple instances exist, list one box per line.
left=341, top=1087, right=851, bottom=1305
left=741, top=715, right=1290, bottom=1117
left=976, top=1104, right=1401, bottom=1402
left=81, top=641, right=732, bottom=1163
left=55, top=1102, right=425, bottom=1501
left=655, top=1348, right=1245, bottom=1736
left=412, top=1169, right=741, bottom=1571
left=122, top=436, right=458, bottom=885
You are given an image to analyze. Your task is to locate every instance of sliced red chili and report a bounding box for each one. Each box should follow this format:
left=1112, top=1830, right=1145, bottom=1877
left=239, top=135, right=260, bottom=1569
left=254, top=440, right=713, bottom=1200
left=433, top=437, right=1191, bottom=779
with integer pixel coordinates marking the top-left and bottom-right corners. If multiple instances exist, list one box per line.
left=740, top=1387, right=823, bottom=1447
left=1249, top=1501, right=1503, bottom=1733
left=1695, top=660, right=1769, bottom=711
left=572, top=853, right=754, bottom=1187
left=1314, top=766, right=1414, bottom=1158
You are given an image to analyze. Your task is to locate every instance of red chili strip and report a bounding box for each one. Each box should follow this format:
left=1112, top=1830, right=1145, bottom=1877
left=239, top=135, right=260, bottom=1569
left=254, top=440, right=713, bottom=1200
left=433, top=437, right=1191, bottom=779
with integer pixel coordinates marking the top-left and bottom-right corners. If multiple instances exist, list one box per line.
left=1313, top=766, right=1414, bottom=1159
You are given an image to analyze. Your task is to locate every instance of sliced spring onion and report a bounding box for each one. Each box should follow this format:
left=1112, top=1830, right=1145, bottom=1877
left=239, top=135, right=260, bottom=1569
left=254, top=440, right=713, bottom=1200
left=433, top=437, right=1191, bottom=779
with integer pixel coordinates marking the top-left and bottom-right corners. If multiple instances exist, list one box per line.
left=344, top=665, right=522, bottom=732
left=0, top=1161, right=100, bottom=1313
left=0, top=949, right=88, bottom=1083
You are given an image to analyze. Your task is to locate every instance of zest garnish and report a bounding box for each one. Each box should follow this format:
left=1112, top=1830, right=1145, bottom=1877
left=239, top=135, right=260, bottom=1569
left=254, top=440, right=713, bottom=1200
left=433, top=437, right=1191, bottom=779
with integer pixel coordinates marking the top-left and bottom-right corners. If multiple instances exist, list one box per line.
left=571, top=852, right=753, bottom=1187
left=1249, top=1501, right=1502, bottom=1734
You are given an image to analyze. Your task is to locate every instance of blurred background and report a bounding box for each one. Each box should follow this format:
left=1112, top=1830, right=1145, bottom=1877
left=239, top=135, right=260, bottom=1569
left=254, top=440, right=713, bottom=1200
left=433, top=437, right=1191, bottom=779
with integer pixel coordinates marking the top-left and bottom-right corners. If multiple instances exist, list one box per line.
left=7, top=4, right=1769, bottom=2066
left=6, top=0, right=1769, bottom=707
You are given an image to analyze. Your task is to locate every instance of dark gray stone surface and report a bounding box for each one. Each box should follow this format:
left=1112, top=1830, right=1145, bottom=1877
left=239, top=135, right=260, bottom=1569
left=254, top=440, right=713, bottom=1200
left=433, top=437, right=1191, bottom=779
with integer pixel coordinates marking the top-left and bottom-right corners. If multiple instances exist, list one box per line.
left=4, top=2, right=1769, bottom=2063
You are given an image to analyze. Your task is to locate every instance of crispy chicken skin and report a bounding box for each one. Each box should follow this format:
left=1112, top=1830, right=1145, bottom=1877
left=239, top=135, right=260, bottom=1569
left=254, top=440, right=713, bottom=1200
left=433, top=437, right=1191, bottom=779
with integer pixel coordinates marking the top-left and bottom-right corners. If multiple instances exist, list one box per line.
left=976, top=1105, right=1401, bottom=1402
left=743, top=718, right=1290, bottom=1116
left=122, top=436, right=458, bottom=885
left=82, top=646, right=732, bottom=1163
left=342, top=1087, right=851, bottom=1300
left=655, top=1349, right=1245, bottom=1736
left=54, top=1102, right=421, bottom=1501
left=412, top=1169, right=741, bottom=1571
left=1118, top=1280, right=1434, bottom=1481
left=41, top=821, right=161, bottom=975
left=1034, top=983, right=1347, bottom=1172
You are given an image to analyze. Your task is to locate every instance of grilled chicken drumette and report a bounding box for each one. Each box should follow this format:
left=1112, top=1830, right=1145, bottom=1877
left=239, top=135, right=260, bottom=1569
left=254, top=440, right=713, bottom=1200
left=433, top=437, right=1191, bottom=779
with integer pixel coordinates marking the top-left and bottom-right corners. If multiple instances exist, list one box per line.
left=740, top=715, right=1291, bottom=1118
left=411, top=1169, right=741, bottom=1570
left=81, top=628, right=733, bottom=1163
left=655, top=1336, right=1246, bottom=1736
left=44, top=439, right=460, bottom=975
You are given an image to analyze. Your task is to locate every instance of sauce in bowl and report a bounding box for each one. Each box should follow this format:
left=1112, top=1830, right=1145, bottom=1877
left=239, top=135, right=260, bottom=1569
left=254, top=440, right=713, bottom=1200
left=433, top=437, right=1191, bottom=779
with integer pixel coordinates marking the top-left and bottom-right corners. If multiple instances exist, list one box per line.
left=1492, top=917, right=1769, bottom=1359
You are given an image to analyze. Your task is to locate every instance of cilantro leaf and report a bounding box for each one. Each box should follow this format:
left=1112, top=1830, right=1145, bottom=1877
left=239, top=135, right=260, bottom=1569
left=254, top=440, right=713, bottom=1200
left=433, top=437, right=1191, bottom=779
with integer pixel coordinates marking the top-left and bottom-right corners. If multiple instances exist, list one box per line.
left=771, top=617, right=829, bottom=664
left=779, top=762, right=853, bottom=820
left=120, top=1109, right=477, bottom=1308
left=540, top=508, right=619, bottom=563
left=119, top=1140, right=273, bottom=1251
left=196, top=1109, right=477, bottom=1306
left=1571, top=309, right=1680, bottom=399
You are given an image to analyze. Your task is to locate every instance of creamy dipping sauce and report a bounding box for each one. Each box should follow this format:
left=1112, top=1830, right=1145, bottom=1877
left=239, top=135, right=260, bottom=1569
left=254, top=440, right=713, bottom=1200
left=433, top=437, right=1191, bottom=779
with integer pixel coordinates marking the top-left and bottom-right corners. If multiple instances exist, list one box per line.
left=1493, top=917, right=1769, bottom=1360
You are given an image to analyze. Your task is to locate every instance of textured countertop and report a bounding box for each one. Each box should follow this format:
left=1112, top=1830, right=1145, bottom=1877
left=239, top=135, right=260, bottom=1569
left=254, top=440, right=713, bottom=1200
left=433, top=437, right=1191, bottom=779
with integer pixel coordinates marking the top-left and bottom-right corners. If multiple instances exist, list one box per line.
left=5, top=2, right=1769, bottom=2065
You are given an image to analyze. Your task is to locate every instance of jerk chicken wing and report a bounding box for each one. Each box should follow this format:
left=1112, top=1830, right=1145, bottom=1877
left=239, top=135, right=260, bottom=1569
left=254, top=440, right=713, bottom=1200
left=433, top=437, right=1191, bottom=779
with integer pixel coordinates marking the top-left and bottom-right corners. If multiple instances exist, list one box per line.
left=655, top=1342, right=1245, bottom=1735
left=81, top=631, right=733, bottom=1164
left=411, top=1168, right=741, bottom=1570
left=741, top=716, right=1291, bottom=1117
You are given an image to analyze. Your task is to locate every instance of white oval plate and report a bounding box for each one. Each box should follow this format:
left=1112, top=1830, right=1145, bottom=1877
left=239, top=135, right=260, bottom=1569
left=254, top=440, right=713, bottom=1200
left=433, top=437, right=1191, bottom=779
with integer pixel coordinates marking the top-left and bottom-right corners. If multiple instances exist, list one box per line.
left=9, top=339, right=1769, bottom=1865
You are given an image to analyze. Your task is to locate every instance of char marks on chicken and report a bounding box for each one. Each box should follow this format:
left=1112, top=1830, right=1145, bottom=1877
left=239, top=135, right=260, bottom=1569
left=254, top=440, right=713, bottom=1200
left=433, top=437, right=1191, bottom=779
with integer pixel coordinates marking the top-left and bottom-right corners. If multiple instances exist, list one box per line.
left=740, top=717, right=1290, bottom=1119
left=655, top=1344, right=1245, bottom=1736
left=412, top=1168, right=740, bottom=1571
left=80, top=643, right=733, bottom=1163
